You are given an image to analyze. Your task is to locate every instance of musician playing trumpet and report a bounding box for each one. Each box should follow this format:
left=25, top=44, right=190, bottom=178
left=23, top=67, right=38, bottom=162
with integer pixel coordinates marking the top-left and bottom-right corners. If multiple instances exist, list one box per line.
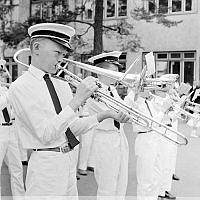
left=7, top=23, right=131, bottom=198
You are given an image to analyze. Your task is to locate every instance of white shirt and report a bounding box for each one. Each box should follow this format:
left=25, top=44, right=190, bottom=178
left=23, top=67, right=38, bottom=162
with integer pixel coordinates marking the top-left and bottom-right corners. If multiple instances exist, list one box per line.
left=86, top=85, right=121, bottom=134
left=0, top=85, right=13, bottom=139
left=8, top=65, right=99, bottom=149
left=124, top=90, right=164, bottom=132
left=0, top=85, right=11, bottom=123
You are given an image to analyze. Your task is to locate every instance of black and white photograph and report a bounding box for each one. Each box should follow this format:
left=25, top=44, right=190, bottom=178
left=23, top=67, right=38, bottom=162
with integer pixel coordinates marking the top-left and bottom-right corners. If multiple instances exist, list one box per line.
left=0, top=0, right=199, bottom=200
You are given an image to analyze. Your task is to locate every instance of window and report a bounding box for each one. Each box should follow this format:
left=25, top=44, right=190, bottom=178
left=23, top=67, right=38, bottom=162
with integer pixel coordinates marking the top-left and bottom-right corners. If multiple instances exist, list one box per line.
left=31, top=0, right=68, bottom=20
left=184, top=61, right=194, bottom=84
left=106, top=0, right=116, bottom=18
left=159, top=0, right=168, bottom=14
left=157, top=53, right=168, bottom=59
left=118, top=0, right=127, bottom=16
left=5, top=57, right=18, bottom=82
left=147, top=0, right=195, bottom=14
left=143, top=51, right=196, bottom=85
left=185, top=0, right=192, bottom=11
left=83, top=0, right=95, bottom=20
left=170, top=52, right=181, bottom=59
left=172, top=0, right=182, bottom=12
left=105, top=0, right=127, bottom=18
left=149, top=0, right=156, bottom=14
left=83, top=0, right=127, bottom=20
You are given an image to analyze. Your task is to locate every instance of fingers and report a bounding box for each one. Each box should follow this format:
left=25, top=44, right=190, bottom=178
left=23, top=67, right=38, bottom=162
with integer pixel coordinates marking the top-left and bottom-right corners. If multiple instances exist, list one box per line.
left=82, top=76, right=99, bottom=92
left=116, top=110, right=131, bottom=123
left=75, top=76, right=99, bottom=104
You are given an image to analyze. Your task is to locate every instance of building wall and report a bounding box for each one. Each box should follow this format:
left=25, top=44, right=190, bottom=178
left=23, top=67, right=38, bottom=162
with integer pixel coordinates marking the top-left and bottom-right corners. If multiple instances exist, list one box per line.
left=130, top=0, right=200, bottom=84
left=2, top=0, right=200, bottom=84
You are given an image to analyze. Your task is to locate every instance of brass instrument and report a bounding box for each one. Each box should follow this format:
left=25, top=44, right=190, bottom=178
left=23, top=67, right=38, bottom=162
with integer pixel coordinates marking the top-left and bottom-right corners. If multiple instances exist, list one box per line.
left=164, top=90, right=199, bottom=120
left=63, top=57, right=179, bottom=92
left=184, top=101, right=200, bottom=114
left=56, top=67, right=188, bottom=145
left=14, top=48, right=178, bottom=91
left=173, top=104, right=199, bottom=120
left=13, top=48, right=188, bottom=145
left=150, top=91, right=198, bottom=121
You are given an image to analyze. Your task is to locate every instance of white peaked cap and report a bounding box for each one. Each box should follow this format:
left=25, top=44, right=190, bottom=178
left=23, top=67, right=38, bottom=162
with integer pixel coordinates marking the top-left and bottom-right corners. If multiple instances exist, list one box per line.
left=88, top=51, right=122, bottom=65
left=28, top=23, right=75, bottom=51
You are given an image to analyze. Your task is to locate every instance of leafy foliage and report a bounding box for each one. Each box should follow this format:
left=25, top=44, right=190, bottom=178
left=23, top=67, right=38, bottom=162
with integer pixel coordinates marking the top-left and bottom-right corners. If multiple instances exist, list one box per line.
left=132, top=4, right=182, bottom=28
left=0, top=0, right=181, bottom=52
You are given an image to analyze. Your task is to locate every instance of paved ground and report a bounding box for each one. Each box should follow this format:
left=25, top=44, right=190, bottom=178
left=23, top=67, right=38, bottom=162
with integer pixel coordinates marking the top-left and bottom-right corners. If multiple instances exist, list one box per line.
left=1, top=120, right=200, bottom=199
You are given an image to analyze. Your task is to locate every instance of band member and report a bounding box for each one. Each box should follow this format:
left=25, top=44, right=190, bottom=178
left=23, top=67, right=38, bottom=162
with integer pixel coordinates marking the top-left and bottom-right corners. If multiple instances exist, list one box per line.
left=0, top=60, right=25, bottom=199
left=86, top=51, right=129, bottom=199
left=124, top=86, right=174, bottom=200
left=8, top=23, right=130, bottom=198
left=152, top=88, right=178, bottom=200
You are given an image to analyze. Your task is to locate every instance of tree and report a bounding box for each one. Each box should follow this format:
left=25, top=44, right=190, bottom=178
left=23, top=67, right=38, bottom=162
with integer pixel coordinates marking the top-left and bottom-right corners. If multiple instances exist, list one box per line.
left=0, top=0, right=182, bottom=56
left=0, top=0, right=15, bottom=56
left=93, top=0, right=103, bottom=55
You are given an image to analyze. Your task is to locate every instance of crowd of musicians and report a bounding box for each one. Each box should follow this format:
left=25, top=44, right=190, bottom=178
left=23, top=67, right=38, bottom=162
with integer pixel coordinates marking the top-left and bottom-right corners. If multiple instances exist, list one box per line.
left=0, top=23, right=199, bottom=200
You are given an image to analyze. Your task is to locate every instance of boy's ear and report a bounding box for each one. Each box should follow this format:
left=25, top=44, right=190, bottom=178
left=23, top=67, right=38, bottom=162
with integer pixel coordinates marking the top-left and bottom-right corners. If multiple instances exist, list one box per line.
left=32, top=42, right=40, bottom=55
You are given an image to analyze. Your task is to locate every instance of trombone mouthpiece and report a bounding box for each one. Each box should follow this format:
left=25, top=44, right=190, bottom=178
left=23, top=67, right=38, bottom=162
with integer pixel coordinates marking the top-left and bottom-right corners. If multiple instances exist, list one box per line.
left=96, top=81, right=102, bottom=88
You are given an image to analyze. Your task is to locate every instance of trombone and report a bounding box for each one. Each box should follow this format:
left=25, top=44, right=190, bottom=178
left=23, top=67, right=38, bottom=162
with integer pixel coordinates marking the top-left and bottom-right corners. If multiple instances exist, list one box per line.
left=13, top=48, right=188, bottom=145
left=63, top=57, right=179, bottom=92
left=56, top=67, right=188, bottom=145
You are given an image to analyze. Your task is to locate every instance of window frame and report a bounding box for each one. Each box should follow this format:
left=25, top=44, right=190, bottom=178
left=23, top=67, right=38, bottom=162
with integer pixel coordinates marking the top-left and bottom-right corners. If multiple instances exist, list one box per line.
left=146, top=0, right=196, bottom=15
left=142, top=51, right=196, bottom=84
left=82, top=0, right=127, bottom=21
left=4, top=57, right=18, bottom=83
left=31, top=0, right=68, bottom=19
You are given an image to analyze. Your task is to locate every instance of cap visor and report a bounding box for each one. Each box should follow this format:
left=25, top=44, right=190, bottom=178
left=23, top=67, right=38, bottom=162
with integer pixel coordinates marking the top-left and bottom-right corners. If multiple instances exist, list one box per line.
left=50, top=38, right=73, bottom=52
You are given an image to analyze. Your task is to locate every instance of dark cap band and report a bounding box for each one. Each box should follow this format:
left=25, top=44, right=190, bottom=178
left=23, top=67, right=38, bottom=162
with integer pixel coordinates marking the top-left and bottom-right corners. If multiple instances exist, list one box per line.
left=94, top=56, right=119, bottom=65
left=31, top=30, right=70, bottom=42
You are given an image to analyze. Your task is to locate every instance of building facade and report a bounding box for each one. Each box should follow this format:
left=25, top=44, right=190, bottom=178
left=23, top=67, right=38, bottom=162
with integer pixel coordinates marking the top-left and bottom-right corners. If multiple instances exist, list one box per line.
left=0, top=0, right=199, bottom=87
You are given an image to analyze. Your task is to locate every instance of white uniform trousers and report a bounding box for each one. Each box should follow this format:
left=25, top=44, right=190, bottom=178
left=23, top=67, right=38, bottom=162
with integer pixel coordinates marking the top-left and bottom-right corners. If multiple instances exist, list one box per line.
left=159, top=133, right=178, bottom=195
left=17, top=136, right=28, bottom=162
left=25, top=150, right=78, bottom=200
left=135, top=132, right=163, bottom=200
left=0, top=124, right=25, bottom=199
left=93, top=129, right=129, bottom=200
left=78, top=129, right=94, bottom=170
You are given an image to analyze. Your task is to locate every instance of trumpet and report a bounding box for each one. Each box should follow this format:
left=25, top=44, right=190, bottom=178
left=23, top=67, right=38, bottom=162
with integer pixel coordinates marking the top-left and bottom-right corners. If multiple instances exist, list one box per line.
left=165, top=89, right=200, bottom=120
left=184, top=101, right=200, bottom=114
left=14, top=48, right=188, bottom=145
left=150, top=91, right=199, bottom=121
left=173, top=104, right=199, bottom=120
